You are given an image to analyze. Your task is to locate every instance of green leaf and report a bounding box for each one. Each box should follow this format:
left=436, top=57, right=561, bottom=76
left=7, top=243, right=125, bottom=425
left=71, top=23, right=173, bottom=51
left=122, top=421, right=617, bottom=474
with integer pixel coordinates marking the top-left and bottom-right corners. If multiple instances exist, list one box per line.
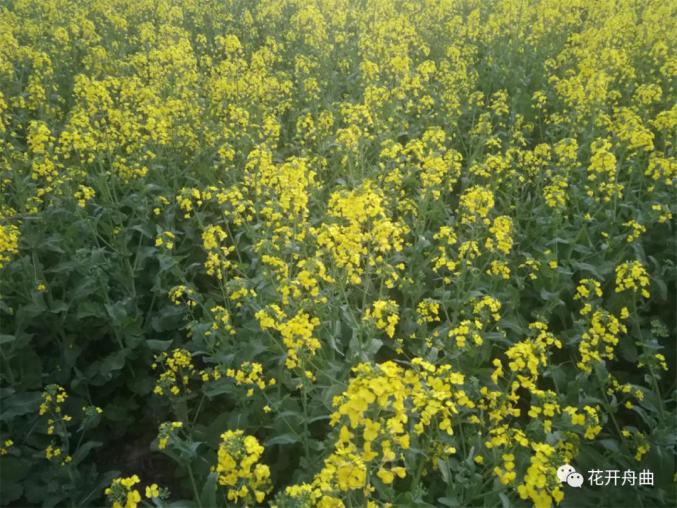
left=202, top=379, right=235, bottom=398
left=146, top=339, right=173, bottom=351
left=0, top=457, right=30, bottom=503
left=105, top=302, right=128, bottom=327
left=175, top=440, right=201, bottom=460
left=265, top=433, right=300, bottom=446
left=0, top=334, right=15, bottom=345
left=77, top=301, right=104, bottom=320
left=499, top=492, right=512, bottom=508
left=199, top=472, right=218, bottom=508
left=50, top=300, right=69, bottom=314
left=72, top=441, right=102, bottom=466
left=0, top=392, right=41, bottom=421
left=437, top=458, right=451, bottom=484
left=164, top=502, right=197, bottom=508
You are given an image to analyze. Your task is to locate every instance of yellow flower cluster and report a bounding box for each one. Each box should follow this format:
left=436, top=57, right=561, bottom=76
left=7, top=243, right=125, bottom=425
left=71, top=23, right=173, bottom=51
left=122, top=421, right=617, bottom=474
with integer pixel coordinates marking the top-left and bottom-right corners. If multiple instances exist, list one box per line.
left=655, top=353, right=668, bottom=372
left=543, top=176, right=568, bottom=209
left=245, top=151, right=316, bottom=243
left=574, top=278, right=603, bottom=315
left=315, top=181, right=407, bottom=286
left=505, top=322, right=562, bottom=394
left=363, top=299, right=400, bottom=338
left=621, top=428, right=651, bottom=461
left=168, top=285, right=197, bottom=309
left=486, top=216, right=514, bottom=255
left=645, top=154, right=675, bottom=186
left=176, top=188, right=204, bottom=219
left=459, top=186, right=495, bottom=225
left=574, top=278, right=603, bottom=301
left=275, top=359, right=474, bottom=505
left=516, top=443, right=563, bottom=508
left=256, top=305, right=321, bottom=369
left=36, top=384, right=75, bottom=465
left=624, top=220, right=646, bottom=243
left=563, top=405, right=602, bottom=439
left=145, top=484, right=162, bottom=500
left=38, top=384, right=67, bottom=416
left=613, top=107, right=655, bottom=153
left=432, top=226, right=458, bottom=279
left=615, top=260, right=651, bottom=298
left=210, top=306, right=234, bottom=331
left=0, top=0, right=674, bottom=506
left=0, top=439, right=14, bottom=456
left=73, top=184, right=95, bottom=208
left=416, top=299, right=441, bottom=325
left=225, top=362, right=276, bottom=397
left=44, top=443, right=71, bottom=464
left=155, top=231, right=176, bottom=251
left=328, top=361, right=467, bottom=489
left=473, top=295, right=502, bottom=323
left=157, top=421, right=183, bottom=450
left=215, top=430, right=272, bottom=505
left=651, top=203, right=672, bottom=224
left=105, top=475, right=142, bottom=508
left=586, top=138, right=623, bottom=203
left=260, top=255, right=334, bottom=306
left=202, top=225, right=235, bottom=280
left=577, top=310, right=627, bottom=374
left=448, top=320, right=483, bottom=348
left=152, top=348, right=196, bottom=397
left=0, top=223, right=19, bottom=270
left=494, top=453, right=517, bottom=485
left=378, top=127, right=463, bottom=202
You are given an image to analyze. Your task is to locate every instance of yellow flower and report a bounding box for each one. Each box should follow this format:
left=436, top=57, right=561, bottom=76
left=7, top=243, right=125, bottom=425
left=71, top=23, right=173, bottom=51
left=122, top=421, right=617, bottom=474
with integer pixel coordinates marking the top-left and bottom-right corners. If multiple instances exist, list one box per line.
left=145, top=484, right=160, bottom=499
left=459, top=186, right=495, bottom=225
left=106, top=476, right=142, bottom=508
left=0, top=439, right=13, bottom=456
left=615, top=260, right=650, bottom=298
left=74, top=185, right=96, bottom=208
left=153, top=349, right=196, bottom=397
left=363, top=300, right=399, bottom=338
left=0, top=223, right=20, bottom=270
left=155, top=231, right=176, bottom=250
left=216, top=430, right=271, bottom=504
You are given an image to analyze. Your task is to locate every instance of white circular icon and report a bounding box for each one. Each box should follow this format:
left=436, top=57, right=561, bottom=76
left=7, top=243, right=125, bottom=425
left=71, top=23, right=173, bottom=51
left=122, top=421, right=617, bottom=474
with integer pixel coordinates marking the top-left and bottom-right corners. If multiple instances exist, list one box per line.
left=557, top=464, right=584, bottom=488
left=566, top=472, right=584, bottom=488
left=557, top=464, right=576, bottom=483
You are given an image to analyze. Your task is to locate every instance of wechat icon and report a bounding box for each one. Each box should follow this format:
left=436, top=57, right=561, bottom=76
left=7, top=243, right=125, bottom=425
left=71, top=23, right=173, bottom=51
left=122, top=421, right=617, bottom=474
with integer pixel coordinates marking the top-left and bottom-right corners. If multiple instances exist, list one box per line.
left=557, top=464, right=584, bottom=488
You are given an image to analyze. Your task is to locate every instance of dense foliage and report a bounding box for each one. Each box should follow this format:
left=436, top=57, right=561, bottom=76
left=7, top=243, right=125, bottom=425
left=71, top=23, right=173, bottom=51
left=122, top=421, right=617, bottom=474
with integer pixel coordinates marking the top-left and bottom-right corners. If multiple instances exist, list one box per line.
left=0, top=0, right=675, bottom=507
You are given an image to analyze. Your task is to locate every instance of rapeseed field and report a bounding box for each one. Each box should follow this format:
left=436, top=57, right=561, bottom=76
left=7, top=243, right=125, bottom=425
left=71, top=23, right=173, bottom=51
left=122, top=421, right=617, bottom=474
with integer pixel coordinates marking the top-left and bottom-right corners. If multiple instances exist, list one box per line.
left=0, top=0, right=675, bottom=507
